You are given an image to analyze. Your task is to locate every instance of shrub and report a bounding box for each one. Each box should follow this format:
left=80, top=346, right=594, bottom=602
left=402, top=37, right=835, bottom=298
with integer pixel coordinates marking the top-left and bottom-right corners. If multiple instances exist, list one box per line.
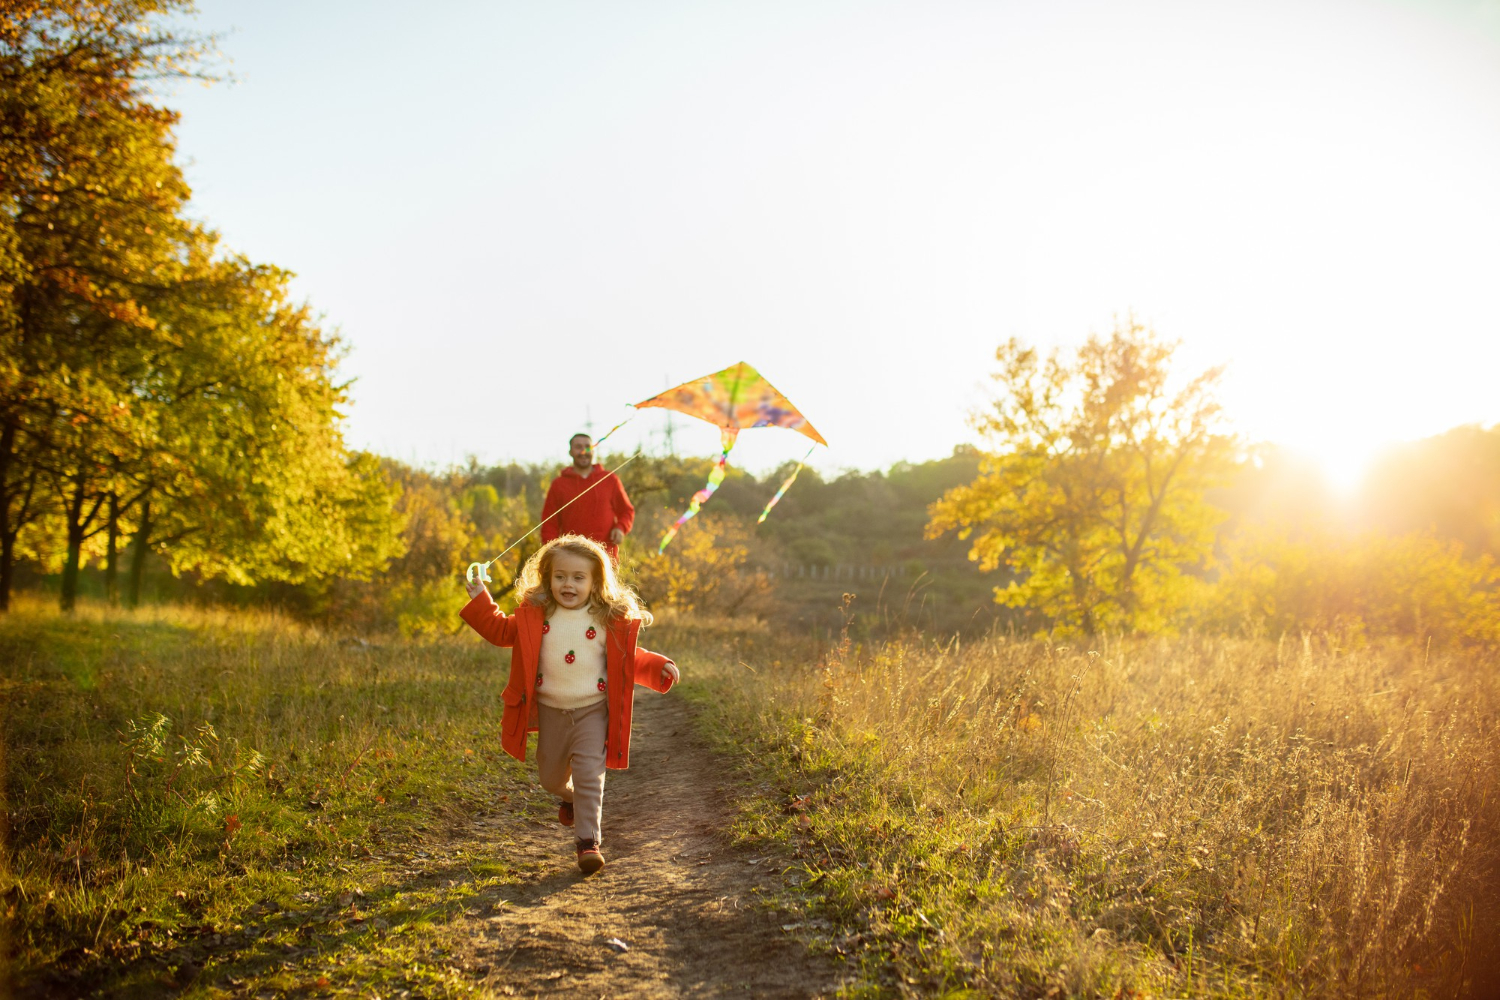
left=626, top=511, right=774, bottom=618
left=1196, top=529, right=1500, bottom=643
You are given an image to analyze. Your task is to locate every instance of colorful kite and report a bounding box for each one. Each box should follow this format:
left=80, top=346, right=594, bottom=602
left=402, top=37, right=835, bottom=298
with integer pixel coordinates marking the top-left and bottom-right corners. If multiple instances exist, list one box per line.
left=634, top=362, right=826, bottom=552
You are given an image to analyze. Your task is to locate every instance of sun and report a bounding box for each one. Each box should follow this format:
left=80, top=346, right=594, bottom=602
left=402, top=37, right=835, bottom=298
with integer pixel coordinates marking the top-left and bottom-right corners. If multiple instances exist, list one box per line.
left=1288, top=440, right=1383, bottom=499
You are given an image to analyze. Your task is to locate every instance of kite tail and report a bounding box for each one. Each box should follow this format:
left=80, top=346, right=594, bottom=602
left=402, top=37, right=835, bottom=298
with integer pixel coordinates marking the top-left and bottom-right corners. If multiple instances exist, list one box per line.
left=757, top=444, right=816, bottom=524
left=591, top=414, right=632, bottom=451
left=659, top=428, right=737, bottom=553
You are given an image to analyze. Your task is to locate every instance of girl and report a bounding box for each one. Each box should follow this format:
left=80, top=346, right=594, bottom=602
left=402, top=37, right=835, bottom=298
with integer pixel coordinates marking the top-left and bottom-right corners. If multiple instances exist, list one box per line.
left=461, top=534, right=679, bottom=874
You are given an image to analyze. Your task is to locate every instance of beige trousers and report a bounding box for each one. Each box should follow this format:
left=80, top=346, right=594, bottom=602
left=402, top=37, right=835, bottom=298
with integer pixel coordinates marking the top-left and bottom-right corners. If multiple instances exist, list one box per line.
left=535, top=700, right=608, bottom=844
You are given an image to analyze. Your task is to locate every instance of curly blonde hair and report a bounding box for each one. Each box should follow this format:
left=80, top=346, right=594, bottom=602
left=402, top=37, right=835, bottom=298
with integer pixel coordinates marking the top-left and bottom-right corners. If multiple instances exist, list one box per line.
left=515, top=535, right=653, bottom=625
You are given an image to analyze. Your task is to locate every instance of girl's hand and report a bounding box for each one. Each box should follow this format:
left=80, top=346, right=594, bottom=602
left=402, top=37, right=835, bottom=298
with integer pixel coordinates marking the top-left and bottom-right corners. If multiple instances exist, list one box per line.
left=465, top=577, right=487, bottom=600
left=662, top=663, right=680, bottom=685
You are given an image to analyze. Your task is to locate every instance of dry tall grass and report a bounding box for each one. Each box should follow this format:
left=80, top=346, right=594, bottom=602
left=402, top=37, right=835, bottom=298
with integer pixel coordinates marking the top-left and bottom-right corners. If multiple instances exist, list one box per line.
left=700, top=620, right=1500, bottom=997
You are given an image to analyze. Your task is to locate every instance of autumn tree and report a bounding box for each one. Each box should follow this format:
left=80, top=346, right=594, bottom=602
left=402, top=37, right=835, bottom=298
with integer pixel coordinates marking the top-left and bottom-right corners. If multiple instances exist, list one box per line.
left=0, top=0, right=206, bottom=608
left=2, top=2, right=406, bottom=611
left=127, top=244, right=404, bottom=593
left=927, top=320, right=1236, bottom=632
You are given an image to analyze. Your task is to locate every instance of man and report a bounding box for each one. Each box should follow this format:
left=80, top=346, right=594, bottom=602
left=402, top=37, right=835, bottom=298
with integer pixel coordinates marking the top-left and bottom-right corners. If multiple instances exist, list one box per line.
left=540, top=433, right=635, bottom=560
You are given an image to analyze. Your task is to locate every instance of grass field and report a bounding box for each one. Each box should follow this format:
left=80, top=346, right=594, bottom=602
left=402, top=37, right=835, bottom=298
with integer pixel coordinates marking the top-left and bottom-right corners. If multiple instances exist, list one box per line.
left=0, top=595, right=560, bottom=998
left=694, top=609, right=1500, bottom=998
left=5, top=595, right=1499, bottom=998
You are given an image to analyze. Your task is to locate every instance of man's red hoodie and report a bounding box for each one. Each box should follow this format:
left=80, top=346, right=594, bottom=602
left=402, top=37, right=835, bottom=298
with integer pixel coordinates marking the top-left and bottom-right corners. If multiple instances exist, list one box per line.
left=540, top=464, right=635, bottom=558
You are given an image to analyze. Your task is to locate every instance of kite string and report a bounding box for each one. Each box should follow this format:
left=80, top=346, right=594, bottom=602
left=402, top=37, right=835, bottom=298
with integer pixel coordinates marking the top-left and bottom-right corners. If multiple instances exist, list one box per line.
left=757, top=444, right=817, bottom=524
left=466, top=450, right=641, bottom=585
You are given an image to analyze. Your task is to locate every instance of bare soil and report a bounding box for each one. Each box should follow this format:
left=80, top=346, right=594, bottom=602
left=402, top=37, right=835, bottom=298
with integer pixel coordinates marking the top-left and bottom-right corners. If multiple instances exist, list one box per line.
left=439, top=691, right=847, bottom=999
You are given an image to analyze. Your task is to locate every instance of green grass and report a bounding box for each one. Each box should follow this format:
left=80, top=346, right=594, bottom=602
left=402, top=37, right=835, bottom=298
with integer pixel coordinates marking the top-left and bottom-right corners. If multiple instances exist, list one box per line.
left=0, top=594, right=549, bottom=998
left=689, top=617, right=1500, bottom=998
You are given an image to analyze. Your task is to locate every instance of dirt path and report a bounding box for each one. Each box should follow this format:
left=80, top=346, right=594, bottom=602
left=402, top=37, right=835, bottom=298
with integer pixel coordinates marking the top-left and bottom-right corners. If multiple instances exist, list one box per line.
left=439, top=692, right=847, bottom=999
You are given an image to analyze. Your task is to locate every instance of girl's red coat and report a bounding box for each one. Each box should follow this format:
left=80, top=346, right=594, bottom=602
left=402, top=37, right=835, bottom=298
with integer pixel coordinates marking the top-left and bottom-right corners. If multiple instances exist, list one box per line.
left=459, top=592, right=674, bottom=769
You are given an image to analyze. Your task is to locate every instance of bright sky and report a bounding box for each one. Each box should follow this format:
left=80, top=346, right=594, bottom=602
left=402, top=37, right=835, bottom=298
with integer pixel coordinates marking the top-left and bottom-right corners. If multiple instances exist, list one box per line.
left=164, top=0, right=1500, bottom=488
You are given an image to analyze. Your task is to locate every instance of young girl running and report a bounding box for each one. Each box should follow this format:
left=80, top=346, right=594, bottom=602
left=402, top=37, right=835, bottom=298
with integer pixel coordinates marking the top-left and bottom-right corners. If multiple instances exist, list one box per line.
left=461, top=535, right=678, bottom=874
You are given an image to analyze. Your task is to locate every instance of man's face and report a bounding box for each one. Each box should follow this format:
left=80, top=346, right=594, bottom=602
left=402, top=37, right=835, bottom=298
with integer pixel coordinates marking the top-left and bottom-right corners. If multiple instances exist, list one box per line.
left=570, top=436, right=593, bottom=469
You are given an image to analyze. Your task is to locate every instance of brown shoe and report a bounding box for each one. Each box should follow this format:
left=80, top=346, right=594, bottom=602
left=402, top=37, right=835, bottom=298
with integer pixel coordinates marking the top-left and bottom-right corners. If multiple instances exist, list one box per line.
left=576, top=839, right=605, bottom=874
left=558, top=800, right=574, bottom=827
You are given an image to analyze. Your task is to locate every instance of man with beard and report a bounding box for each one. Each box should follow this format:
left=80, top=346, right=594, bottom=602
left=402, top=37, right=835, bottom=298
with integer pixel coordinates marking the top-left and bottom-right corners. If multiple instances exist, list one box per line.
left=540, top=433, right=635, bottom=561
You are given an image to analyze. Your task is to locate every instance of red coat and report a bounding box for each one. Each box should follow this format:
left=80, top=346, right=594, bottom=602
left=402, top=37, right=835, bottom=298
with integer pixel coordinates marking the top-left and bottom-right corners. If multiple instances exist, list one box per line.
left=459, top=591, right=674, bottom=769
left=540, top=464, right=635, bottom=558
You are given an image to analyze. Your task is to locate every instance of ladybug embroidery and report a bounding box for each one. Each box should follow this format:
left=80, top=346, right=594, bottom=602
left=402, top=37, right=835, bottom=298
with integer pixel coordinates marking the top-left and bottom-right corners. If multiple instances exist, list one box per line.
left=536, top=674, right=543, bottom=687
left=542, top=620, right=551, bottom=634
left=596, top=677, right=606, bottom=692
left=585, top=626, right=597, bottom=640
left=565, top=650, right=576, bottom=664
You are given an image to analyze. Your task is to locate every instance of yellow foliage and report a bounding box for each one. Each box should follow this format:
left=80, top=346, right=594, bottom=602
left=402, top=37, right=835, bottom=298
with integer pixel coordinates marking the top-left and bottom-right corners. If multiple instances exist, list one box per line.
left=384, top=578, right=471, bottom=637
left=1194, top=528, right=1500, bottom=643
left=626, top=511, right=772, bottom=617
left=317, top=466, right=531, bottom=632
left=927, top=321, right=1235, bottom=633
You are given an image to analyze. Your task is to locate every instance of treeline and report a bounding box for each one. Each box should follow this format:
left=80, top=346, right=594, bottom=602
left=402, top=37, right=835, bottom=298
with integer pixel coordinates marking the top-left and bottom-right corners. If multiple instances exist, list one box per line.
left=246, top=451, right=988, bottom=634
left=62, top=412, right=1500, bottom=643
left=321, top=449, right=995, bottom=634
left=16, top=394, right=1500, bottom=645
left=1200, top=427, right=1500, bottom=642
left=1, top=1, right=404, bottom=612
left=6, top=438, right=991, bottom=632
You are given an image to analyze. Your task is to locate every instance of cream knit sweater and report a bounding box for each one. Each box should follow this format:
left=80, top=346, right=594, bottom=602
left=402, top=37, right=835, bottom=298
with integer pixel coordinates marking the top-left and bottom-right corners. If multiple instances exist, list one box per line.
left=535, top=605, right=607, bottom=709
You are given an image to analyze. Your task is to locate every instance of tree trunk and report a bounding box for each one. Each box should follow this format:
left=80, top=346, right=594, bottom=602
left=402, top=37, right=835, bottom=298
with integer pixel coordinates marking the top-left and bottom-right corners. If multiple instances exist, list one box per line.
left=0, top=526, right=13, bottom=614
left=60, top=478, right=87, bottom=612
left=127, top=497, right=152, bottom=608
left=0, top=421, right=14, bottom=613
left=104, top=493, right=119, bottom=604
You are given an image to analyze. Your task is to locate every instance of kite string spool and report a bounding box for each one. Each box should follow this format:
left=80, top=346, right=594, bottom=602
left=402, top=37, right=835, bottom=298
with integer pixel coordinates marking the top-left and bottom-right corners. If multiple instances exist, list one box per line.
left=466, top=450, right=641, bottom=586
